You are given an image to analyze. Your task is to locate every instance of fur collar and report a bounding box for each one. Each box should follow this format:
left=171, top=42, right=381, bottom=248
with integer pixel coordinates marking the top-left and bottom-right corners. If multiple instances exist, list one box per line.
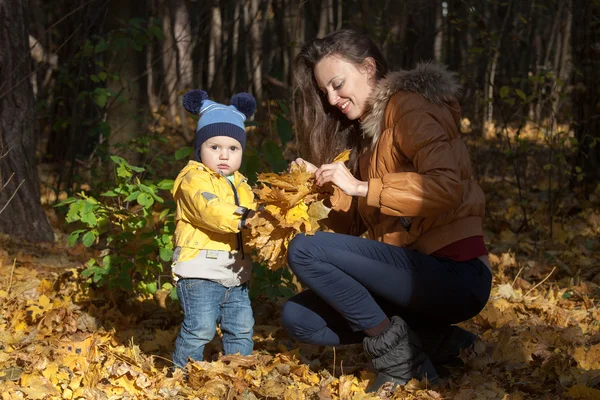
left=360, top=62, right=460, bottom=144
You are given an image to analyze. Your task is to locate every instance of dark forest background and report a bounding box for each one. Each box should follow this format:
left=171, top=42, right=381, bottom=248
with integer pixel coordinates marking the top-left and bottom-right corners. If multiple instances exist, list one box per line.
left=1, top=0, right=599, bottom=245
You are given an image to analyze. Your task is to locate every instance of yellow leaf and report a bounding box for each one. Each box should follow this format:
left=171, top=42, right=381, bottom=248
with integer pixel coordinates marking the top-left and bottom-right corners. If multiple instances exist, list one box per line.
left=285, top=201, right=309, bottom=224
left=333, top=149, right=351, bottom=163
left=69, top=374, right=83, bottom=391
left=20, top=374, right=59, bottom=398
left=573, top=344, right=600, bottom=370
left=41, top=363, right=58, bottom=381
left=114, top=375, right=138, bottom=393
left=567, top=385, right=600, bottom=400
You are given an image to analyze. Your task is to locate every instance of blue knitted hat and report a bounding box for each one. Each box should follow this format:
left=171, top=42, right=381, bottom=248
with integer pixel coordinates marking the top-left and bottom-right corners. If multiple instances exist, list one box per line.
left=182, top=90, right=257, bottom=161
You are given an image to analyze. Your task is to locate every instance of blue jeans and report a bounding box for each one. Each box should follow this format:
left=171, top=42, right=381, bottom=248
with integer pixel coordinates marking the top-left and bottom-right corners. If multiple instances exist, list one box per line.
left=281, top=232, right=492, bottom=346
left=172, top=279, right=254, bottom=368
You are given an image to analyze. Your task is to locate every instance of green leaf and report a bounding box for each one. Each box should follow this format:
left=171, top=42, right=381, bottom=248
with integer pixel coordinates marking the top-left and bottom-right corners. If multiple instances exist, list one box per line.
left=150, top=193, right=164, bottom=203
left=95, top=38, right=108, bottom=53
left=124, top=191, right=140, bottom=202
left=137, top=192, right=154, bottom=207
left=499, top=86, right=510, bottom=99
left=130, top=164, right=145, bottom=173
left=82, top=231, right=97, bottom=247
left=110, top=155, right=126, bottom=165
left=161, top=234, right=172, bottom=245
left=175, top=147, right=193, bottom=160
left=159, top=247, right=173, bottom=262
left=94, top=91, right=108, bottom=108
left=263, top=140, right=287, bottom=172
left=146, top=282, right=158, bottom=294
left=149, top=25, right=164, bottom=40
left=276, top=115, right=293, bottom=144
left=278, top=100, right=289, bottom=115
left=170, top=286, right=179, bottom=301
left=101, top=190, right=118, bottom=197
left=159, top=209, right=171, bottom=221
left=80, top=212, right=98, bottom=227
left=98, top=71, right=107, bottom=81
left=55, top=197, right=78, bottom=207
left=66, top=201, right=84, bottom=223
left=515, top=89, right=527, bottom=100
left=67, top=230, right=85, bottom=247
left=157, top=179, right=174, bottom=190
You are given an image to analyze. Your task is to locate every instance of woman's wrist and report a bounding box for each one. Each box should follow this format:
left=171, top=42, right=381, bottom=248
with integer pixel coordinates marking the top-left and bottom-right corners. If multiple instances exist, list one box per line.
left=354, top=181, right=369, bottom=197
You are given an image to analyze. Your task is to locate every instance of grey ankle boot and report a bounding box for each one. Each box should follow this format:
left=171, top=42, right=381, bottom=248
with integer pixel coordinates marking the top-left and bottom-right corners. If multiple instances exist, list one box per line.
left=416, top=325, right=477, bottom=376
left=363, top=316, right=438, bottom=393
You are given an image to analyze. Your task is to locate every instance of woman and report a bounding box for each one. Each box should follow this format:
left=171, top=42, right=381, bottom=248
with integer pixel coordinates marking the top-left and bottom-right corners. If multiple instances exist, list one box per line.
left=281, top=29, right=492, bottom=392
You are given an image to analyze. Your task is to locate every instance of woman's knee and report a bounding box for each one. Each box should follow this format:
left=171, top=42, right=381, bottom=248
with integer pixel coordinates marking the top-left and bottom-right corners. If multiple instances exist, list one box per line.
left=281, top=299, right=319, bottom=343
left=287, top=233, right=322, bottom=273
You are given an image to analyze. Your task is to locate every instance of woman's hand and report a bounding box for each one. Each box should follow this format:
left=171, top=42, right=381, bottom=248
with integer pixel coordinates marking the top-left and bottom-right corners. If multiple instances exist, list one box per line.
left=315, top=162, right=368, bottom=197
left=290, top=158, right=318, bottom=174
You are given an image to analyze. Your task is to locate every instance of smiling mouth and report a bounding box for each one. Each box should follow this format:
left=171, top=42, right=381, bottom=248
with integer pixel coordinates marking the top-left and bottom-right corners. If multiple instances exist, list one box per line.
left=339, top=100, right=350, bottom=112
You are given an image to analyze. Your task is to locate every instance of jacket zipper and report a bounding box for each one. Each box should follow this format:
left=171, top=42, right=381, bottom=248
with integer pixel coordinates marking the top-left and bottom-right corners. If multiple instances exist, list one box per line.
left=224, top=174, right=245, bottom=260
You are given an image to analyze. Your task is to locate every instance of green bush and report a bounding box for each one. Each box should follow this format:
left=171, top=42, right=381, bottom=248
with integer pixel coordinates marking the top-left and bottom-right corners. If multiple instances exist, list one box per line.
left=58, top=155, right=175, bottom=297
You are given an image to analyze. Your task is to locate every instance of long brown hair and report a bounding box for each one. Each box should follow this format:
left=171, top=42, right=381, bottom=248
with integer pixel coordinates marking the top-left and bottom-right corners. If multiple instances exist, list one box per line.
left=293, top=29, right=388, bottom=173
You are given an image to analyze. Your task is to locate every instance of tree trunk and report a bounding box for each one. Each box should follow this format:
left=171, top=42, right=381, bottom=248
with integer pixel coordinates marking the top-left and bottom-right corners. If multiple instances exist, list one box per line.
left=434, top=0, right=443, bottom=62
left=105, top=0, right=148, bottom=164
left=174, top=0, right=192, bottom=89
left=486, top=0, right=513, bottom=127
left=146, top=12, right=159, bottom=113
left=571, top=0, right=600, bottom=191
left=161, top=0, right=179, bottom=122
left=209, top=2, right=223, bottom=97
left=0, top=0, right=53, bottom=242
left=551, top=1, right=572, bottom=125
left=230, top=1, right=241, bottom=92
left=245, top=0, right=263, bottom=101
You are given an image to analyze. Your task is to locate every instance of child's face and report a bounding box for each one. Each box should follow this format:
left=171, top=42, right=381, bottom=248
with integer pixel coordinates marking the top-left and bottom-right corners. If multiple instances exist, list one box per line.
left=199, top=136, right=243, bottom=175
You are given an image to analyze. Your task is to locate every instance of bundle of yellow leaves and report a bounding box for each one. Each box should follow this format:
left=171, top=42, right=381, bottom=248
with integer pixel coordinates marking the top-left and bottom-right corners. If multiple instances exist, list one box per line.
left=246, top=150, right=350, bottom=270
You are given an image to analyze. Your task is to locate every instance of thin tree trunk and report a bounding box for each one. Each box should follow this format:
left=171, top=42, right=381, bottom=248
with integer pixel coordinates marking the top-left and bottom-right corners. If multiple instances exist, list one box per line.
left=434, top=0, right=443, bottom=62
left=106, top=0, right=148, bottom=165
left=336, top=0, right=342, bottom=30
left=209, top=2, right=223, bottom=96
left=174, top=0, right=192, bottom=89
left=146, top=12, right=159, bottom=112
left=230, top=1, right=240, bottom=93
left=173, top=0, right=192, bottom=140
left=0, top=0, right=53, bottom=242
left=161, top=0, right=178, bottom=121
left=248, top=0, right=263, bottom=101
left=552, top=1, right=572, bottom=121
left=486, top=0, right=513, bottom=127
left=571, top=0, right=600, bottom=191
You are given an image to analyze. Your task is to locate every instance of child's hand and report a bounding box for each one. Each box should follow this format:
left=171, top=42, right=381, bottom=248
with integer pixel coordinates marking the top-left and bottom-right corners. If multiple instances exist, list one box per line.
left=244, top=210, right=257, bottom=228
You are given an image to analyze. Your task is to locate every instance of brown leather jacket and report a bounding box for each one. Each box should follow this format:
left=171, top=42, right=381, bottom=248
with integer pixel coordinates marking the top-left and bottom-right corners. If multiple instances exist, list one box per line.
left=327, top=62, right=485, bottom=255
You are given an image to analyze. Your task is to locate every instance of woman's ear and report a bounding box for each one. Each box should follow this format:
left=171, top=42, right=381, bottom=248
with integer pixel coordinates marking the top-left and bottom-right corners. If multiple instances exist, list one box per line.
left=362, top=57, right=377, bottom=80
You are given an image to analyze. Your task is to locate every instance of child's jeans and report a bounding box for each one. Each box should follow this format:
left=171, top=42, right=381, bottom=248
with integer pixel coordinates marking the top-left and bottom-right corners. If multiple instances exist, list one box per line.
left=172, top=279, right=254, bottom=368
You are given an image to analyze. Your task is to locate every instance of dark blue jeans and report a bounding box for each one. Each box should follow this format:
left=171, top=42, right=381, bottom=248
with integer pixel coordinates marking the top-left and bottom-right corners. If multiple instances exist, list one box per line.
left=281, top=232, right=492, bottom=346
left=173, top=279, right=254, bottom=368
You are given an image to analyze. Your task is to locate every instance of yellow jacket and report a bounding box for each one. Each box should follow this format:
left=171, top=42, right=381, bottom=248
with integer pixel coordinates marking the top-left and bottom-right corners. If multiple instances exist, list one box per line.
left=172, top=160, right=256, bottom=262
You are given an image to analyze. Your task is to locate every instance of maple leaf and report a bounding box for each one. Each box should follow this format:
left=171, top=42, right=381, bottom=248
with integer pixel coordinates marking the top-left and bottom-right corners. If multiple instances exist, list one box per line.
left=246, top=154, right=352, bottom=270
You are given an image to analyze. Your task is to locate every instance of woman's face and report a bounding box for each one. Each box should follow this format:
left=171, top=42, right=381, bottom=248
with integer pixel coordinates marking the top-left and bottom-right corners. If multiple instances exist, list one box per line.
left=314, top=55, right=376, bottom=120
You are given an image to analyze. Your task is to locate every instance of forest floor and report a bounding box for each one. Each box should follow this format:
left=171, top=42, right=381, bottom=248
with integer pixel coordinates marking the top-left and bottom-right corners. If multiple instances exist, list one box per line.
left=1, top=132, right=600, bottom=399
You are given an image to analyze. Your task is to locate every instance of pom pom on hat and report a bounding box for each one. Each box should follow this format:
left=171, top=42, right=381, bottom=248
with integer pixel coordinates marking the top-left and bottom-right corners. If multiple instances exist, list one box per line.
left=230, top=92, right=257, bottom=118
left=183, top=90, right=209, bottom=114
